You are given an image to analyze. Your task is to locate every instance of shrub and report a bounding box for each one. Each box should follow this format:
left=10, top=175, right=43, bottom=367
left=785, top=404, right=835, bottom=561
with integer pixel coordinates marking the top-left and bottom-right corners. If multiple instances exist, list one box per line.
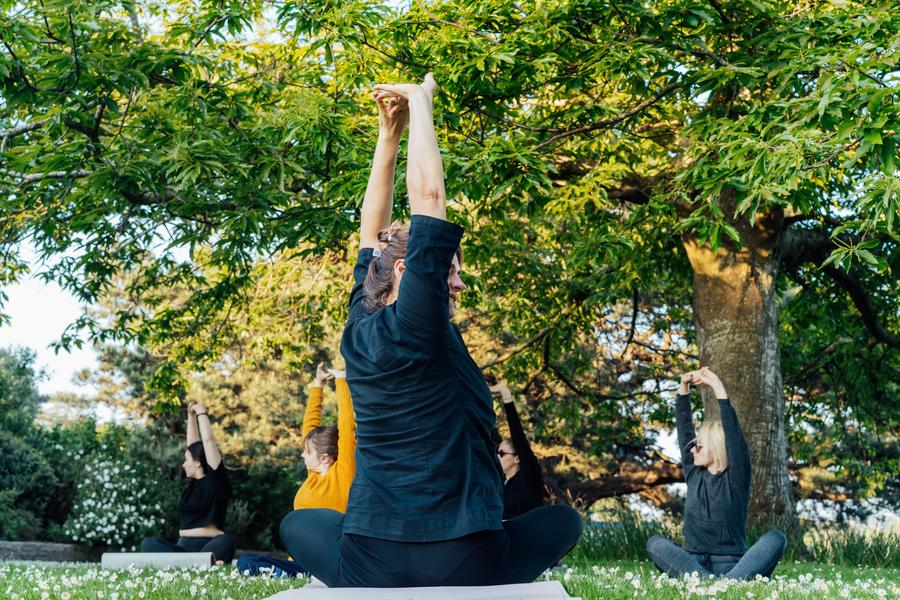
left=25, top=420, right=106, bottom=539
left=0, top=431, right=58, bottom=540
left=63, top=454, right=164, bottom=549
left=228, top=460, right=299, bottom=550
left=0, top=489, right=41, bottom=540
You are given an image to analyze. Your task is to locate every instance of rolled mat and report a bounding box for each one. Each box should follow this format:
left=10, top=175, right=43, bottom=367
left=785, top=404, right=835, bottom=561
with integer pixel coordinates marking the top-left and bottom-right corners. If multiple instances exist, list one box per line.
left=101, top=552, right=214, bottom=569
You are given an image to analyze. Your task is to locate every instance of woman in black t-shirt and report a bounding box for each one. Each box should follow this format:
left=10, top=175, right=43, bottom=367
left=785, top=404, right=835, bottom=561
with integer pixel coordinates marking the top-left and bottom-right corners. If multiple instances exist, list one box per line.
left=140, top=403, right=235, bottom=564
left=490, top=382, right=545, bottom=519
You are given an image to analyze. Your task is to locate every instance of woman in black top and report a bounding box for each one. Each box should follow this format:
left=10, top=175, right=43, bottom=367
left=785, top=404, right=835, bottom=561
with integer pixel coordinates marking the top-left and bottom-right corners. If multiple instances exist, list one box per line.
left=490, top=382, right=545, bottom=519
left=279, top=74, right=582, bottom=587
left=647, top=368, right=786, bottom=579
left=141, top=403, right=235, bottom=564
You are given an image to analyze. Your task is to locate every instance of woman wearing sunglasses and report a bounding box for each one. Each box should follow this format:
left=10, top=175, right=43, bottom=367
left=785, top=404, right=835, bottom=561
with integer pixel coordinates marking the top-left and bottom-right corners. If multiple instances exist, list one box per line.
left=490, top=382, right=545, bottom=519
left=646, top=367, right=786, bottom=579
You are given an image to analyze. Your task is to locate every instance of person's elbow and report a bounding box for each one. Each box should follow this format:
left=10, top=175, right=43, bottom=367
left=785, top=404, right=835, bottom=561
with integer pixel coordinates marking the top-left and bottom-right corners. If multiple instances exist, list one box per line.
left=409, top=189, right=446, bottom=218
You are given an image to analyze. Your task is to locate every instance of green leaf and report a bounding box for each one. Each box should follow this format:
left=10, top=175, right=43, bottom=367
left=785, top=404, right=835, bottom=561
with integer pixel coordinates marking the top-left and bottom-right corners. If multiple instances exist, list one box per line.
left=857, top=249, right=879, bottom=267
left=864, top=130, right=883, bottom=145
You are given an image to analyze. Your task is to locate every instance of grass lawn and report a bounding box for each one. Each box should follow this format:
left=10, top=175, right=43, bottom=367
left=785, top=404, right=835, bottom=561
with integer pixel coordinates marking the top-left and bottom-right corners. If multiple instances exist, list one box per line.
left=1, top=559, right=898, bottom=599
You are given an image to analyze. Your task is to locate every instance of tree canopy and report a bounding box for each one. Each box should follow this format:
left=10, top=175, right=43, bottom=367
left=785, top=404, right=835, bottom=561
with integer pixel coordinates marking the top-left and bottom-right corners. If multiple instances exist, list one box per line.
left=1, top=0, right=898, bottom=524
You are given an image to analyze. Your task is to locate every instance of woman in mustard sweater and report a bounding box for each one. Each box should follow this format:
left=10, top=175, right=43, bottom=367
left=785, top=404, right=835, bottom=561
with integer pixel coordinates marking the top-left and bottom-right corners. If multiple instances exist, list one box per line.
left=238, top=363, right=356, bottom=576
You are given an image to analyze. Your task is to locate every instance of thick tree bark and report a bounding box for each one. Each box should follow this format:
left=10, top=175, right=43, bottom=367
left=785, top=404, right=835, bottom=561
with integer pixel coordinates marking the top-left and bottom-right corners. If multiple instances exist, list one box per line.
left=682, top=199, right=798, bottom=530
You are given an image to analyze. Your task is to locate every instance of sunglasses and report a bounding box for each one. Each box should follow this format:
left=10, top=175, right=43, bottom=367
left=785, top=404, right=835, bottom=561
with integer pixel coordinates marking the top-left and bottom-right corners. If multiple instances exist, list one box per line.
left=497, top=450, right=518, bottom=458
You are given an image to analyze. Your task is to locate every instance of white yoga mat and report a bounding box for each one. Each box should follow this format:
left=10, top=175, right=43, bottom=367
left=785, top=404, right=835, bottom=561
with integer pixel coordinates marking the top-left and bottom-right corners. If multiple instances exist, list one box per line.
left=101, top=552, right=214, bottom=569
left=266, top=580, right=578, bottom=600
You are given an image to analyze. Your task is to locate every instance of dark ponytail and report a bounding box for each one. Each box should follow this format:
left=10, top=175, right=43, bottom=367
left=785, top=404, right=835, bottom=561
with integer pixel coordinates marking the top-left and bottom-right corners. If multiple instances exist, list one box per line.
left=363, top=222, right=410, bottom=312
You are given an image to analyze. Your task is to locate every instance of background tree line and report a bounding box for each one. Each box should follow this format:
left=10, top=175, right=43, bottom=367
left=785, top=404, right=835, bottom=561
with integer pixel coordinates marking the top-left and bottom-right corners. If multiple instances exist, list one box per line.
left=1, top=0, right=898, bottom=533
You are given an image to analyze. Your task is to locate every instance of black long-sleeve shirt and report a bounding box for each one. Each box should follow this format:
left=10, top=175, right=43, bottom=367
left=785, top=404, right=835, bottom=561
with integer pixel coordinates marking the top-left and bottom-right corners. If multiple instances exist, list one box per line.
left=502, top=402, right=545, bottom=519
left=676, top=393, right=751, bottom=555
left=340, top=216, right=504, bottom=542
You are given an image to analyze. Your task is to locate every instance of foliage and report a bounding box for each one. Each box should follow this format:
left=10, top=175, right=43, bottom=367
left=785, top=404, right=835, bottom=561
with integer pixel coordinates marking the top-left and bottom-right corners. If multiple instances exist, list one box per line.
left=0, top=347, right=46, bottom=435
left=1, top=0, right=898, bottom=522
left=63, top=453, right=164, bottom=549
left=0, top=489, right=41, bottom=542
left=0, top=430, right=57, bottom=540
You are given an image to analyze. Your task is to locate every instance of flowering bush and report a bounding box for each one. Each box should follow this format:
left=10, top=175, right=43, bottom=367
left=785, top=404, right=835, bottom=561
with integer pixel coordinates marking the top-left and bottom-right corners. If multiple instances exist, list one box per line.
left=64, top=454, right=164, bottom=549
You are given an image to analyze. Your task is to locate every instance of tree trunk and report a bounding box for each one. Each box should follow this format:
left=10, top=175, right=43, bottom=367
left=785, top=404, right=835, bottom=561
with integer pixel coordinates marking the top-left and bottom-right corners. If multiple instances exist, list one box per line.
left=682, top=201, right=798, bottom=530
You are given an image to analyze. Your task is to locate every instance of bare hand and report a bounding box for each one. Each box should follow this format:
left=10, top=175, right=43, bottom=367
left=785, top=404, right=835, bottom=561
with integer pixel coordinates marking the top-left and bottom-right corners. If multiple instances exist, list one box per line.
left=374, top=91, right=409, bottom=140
left=189, top=403, right=207, bottom=415
left=678, top=371, right=700, bottom=394
left=328, top=368, right=346, bottom=379
left=695, top=367, right=722, bottom=388
left=696, top=367, right=728, bottom=399
left=680, top=372, right=701, bottom=386
left=489, top=382, right=515, bottom=405
left=315, top=362, right=335, bottom=387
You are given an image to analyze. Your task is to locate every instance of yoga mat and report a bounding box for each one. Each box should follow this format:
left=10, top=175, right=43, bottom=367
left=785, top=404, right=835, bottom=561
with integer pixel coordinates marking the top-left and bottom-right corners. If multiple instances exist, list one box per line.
left=266, top=580, right=578, bottom=599
left=101, top=552, right=214, bottom=569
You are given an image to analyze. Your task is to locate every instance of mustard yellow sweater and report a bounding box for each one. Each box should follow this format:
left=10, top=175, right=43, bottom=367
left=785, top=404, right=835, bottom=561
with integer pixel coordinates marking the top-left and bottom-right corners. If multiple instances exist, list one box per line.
left=293, top=378, right=356, bottom=512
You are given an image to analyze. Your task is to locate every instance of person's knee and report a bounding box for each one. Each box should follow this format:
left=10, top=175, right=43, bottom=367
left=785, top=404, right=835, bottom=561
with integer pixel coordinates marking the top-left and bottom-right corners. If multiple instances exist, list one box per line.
left=280, top=511, right=300, bottom=547
left=540, top=505, right=581, bottom=534
left=646, top=534, right=667, bottom=555
left=556, top=505, right=583, bottom=544
left=764, top=529, right=787, bottom=554
left=217, top=533, right=236, bottom=553
left=236, top=554, right=256, bottom=575
left=140, top=537, right=161, bottom=552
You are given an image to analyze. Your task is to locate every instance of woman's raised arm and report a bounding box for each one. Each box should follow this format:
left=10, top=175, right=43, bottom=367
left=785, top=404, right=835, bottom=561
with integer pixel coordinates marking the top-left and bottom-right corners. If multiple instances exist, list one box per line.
left=186, top=405, right=200, bottom=446
left=189, top=403, right=222, bottom=470
left=360, top=93, right=408, bottom=248
left=373, top=74, right=445, bottom=221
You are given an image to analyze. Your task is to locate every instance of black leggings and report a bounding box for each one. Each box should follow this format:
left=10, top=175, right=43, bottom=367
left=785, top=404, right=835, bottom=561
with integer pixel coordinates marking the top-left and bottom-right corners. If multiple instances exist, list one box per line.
left=140, top=535, right=236, bottom=564
left=280, top=505, right=583, bottom=587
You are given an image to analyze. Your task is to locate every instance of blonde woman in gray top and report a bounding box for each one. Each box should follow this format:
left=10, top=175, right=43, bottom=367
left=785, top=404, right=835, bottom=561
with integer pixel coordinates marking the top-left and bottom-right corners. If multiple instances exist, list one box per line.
left=647, top=368, right=787, bottom=579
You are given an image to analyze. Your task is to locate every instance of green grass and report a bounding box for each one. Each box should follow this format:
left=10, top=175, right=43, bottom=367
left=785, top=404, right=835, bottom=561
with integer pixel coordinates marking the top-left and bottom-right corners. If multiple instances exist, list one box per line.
left=576, top=510, right=900, bottom=569
left=556, top=559, right=900, bottom=599
left=2, top=560, right=899, bottom=599
left=0, top=562, right=308, bottom=600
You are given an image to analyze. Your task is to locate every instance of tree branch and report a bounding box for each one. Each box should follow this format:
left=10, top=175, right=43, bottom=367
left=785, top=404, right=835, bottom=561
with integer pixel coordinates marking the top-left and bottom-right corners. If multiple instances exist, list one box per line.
left=545, top=455, right=683, bottom=504
left=0, top=121, right=48, bottom=139
left=0, top=167, right=91, bottom=187
left=799, top=137, right=862, bottom=172
left=535, top=82, right=681, bottom=149
left=479, top=326, right=552, bottom=369
left=824, top=265, right=900, bottom=349
left=619, top=287, right=640, bottom=358
left=781, top=227, right=900, bottom=349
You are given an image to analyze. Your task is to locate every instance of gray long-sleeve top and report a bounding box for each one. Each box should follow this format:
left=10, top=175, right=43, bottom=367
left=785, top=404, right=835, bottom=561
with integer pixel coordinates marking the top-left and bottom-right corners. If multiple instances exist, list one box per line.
left=676, top=393, right=752, bottom=555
